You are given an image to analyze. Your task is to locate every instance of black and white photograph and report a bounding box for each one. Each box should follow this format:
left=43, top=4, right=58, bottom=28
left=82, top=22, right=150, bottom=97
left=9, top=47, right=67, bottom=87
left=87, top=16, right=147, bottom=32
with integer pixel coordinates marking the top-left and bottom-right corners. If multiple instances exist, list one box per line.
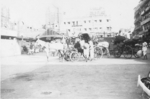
left=1, top=0, right=150, bottom=98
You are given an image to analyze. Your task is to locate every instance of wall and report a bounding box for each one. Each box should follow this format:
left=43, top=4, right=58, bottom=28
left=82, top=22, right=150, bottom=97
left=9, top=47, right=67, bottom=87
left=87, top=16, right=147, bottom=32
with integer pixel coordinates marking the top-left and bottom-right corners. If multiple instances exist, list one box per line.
left=0, top=38, right=21, bottom=57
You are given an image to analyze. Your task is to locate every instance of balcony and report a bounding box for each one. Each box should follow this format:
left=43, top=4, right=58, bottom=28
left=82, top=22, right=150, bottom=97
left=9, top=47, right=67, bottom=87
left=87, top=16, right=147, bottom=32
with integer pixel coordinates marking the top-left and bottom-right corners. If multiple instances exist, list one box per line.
left=141, top=6, right=150, bottom=16
left=141, top=10, right=145, bottom=16
left=134, top=26, right=142, bottom=31
left=134, top=17, right=142, bottom=24
left=145, top=6, right=150, bottom=12
left=141, top=17, right=150, bottom=25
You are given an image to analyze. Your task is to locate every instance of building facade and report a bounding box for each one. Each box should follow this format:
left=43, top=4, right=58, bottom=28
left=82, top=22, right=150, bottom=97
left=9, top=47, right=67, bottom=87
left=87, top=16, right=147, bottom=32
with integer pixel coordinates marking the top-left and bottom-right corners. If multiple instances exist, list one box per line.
left=45, top=7, right=119, bottom=37
left=60, top=7, right=116, bottom=37
left=61, top=16, right=113, bottom=37
left=134, top=0, right=150, bottom=38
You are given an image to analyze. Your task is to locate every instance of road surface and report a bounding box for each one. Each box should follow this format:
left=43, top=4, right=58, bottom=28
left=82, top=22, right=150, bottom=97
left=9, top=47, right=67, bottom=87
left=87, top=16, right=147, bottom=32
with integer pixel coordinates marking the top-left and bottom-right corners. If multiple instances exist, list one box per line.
left=1, top=53, right=150, bottom=99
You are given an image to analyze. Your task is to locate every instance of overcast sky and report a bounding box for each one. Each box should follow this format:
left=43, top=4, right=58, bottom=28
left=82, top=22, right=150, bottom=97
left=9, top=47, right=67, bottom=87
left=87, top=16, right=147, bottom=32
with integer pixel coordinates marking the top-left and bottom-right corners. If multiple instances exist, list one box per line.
left=1, top=0, right=140, bottom=29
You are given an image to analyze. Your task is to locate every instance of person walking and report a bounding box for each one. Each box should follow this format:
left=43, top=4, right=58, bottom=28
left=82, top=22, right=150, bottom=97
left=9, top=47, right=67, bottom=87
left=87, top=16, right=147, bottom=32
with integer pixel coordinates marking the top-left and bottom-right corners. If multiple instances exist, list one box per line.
left=80, top=34, right=90, bottom=62
left=89, top=40, right=94, bottom=61
left=29, top=42, right=34, bottom=55
left=142, top=42, right=148, bottom=60
left=82, top=40, right=90, bottom=62
left=44, top=42, right=50, bottom=61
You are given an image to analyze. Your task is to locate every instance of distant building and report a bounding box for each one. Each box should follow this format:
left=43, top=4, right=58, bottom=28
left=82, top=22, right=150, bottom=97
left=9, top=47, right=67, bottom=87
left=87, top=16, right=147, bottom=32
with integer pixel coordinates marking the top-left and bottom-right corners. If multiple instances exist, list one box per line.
left=60, top=7, right=116, bottom=37
left=133, top=0, right=150, bottom=38
left=61, top=16, right=113, bottom=37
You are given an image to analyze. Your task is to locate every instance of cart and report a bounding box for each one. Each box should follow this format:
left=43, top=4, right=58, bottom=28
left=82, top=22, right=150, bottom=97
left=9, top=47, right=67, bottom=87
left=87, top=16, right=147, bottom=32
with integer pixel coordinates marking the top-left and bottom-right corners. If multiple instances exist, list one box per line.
left=113, top=38, right=142, bottom=59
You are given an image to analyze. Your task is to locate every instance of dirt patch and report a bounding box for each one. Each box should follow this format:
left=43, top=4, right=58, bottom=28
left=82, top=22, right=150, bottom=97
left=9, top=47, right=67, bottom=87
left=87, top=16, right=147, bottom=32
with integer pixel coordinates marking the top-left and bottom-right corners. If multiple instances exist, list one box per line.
left=41, top=91, right=52, bottom=95
left=13, top=73, right=34, bottom=81
left=1, top=89, right=15, bottom=94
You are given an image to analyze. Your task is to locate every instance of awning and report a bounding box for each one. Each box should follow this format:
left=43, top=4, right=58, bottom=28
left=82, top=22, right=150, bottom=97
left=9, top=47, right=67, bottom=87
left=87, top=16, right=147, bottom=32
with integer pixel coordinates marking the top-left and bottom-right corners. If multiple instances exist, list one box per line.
left=39, top=35, right=65, bottom=38
left=39, top=35, right=67, bottom=42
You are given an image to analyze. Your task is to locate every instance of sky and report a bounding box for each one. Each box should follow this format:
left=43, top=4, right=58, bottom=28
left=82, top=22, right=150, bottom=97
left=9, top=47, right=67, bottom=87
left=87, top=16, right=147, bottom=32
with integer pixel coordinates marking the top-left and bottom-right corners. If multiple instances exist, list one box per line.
left=1, top=0, right=140, bottom=29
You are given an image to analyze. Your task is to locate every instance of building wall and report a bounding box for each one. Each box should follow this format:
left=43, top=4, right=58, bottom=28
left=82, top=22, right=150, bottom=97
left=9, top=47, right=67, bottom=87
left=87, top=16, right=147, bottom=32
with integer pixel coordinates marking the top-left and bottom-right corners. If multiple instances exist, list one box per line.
left=134, top=0, right=150, bottom=37
left=61, top=16, right=113, bottom=37
left=0, top=39, right=21, bottom=57
left=140, top=1, right=150, bottom=32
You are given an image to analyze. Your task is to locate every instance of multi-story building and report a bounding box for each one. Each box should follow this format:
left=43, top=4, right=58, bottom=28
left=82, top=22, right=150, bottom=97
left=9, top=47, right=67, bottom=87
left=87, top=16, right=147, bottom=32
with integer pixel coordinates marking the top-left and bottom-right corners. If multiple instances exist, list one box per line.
left=60, top=7, right=115, bottom=37
left=61, top=16, right=112, bottom=37
left=134, top=0, right=150, bottom=38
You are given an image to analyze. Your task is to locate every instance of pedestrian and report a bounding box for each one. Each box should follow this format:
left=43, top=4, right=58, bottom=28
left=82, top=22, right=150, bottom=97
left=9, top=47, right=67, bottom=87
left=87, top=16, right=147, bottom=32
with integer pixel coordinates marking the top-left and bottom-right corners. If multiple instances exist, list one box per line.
left=74, top=38, right=83, bottom=56
left=80, top=34, right=90, bottom=62
left=82, top=40, right=90, bottom=62
left=89, top=40, right=94, bottom=61
left=142, top=42, right=148, bottom=60
left=44, top=42, right=50, bottom=61
left=30, top=42, right=34, bottom=55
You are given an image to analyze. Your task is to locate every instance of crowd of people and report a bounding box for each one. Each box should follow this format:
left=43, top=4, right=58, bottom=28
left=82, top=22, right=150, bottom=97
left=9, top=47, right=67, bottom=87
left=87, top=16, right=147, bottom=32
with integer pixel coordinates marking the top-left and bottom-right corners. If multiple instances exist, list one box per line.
left=21, top=41, right=44, bottom=55
left=42, top=34, right=95, bottom=62
left=22, top=31, right=149, bottom=61
left=74, top=34, right=94, bottom=61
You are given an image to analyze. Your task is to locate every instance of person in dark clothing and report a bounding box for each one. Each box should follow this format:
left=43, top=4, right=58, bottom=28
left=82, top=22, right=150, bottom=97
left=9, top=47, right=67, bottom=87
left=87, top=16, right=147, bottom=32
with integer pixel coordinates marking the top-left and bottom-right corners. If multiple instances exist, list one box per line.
left=74, top=38, right=83, bottom=54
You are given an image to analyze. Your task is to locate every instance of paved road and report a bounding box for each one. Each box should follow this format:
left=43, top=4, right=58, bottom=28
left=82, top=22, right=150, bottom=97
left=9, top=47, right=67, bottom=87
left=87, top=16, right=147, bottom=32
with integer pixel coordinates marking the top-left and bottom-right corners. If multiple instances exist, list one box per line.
left=1, top=52, right=150, bottom=99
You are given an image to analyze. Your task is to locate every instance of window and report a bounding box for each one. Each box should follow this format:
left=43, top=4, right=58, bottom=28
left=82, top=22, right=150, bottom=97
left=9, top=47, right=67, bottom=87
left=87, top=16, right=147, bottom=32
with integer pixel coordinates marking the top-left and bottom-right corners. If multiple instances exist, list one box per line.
left=68, top=22, right=70, bottom=24
left=107, top=27, right=111, bottom=30
left=89, top=20, right=91, bottom=23
left=64, top=22, right=66, bottom=24
left=100, top=27, right=102, bottom=29
left=107, top=19, right=109, bottom=22
left=55, top=25, right=57, bottom=27
left=85, top=28, right=87, bottom=31
left=84, top=21, right=86, bottom=23
left=68, top=29, right=70, bottom=32
left=89, top=28, right=92, bottom=30
left=73, top=21, right=75, bottom=25
left=76, top=21, right=78, bottom=25
left=95, top=20, right=97, bottom=22
left=99, top=20, right=102, bottom=22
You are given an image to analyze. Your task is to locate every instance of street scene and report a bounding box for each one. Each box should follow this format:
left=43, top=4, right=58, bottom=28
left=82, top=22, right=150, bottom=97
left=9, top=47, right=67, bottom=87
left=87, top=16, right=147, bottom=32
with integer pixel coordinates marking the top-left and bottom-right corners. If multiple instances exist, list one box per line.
left=1, top=0, right=150, bottom=99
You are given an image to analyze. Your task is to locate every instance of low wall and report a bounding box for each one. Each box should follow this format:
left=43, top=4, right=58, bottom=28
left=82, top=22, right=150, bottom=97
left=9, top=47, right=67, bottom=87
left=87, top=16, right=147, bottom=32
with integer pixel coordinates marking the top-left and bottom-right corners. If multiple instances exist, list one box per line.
left=0, top=39, right=21, bottom=57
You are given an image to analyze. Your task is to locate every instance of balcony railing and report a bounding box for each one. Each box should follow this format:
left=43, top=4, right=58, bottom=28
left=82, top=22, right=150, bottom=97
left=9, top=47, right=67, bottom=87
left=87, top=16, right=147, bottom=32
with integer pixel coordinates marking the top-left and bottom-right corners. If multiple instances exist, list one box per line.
left=134, top=17, right=142, bottom=24
left=141, top=17, right=150, bottom=25
left=141, top=10, right=145, bottom=15
left=141, top=6, right=150, bottom=16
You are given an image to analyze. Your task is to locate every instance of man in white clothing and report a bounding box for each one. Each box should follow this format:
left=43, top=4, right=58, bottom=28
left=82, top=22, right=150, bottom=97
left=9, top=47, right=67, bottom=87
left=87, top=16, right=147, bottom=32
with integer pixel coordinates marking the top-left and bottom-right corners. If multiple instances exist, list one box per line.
left=44, top=42, right=50, bottom=61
